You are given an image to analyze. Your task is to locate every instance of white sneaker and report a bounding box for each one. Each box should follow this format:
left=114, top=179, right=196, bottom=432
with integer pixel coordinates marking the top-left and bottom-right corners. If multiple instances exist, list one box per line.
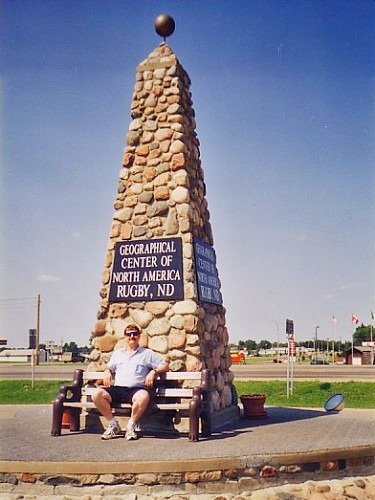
left=125, top=424, right=138, bottom=441
left=101, top=422, right=122, bottom=440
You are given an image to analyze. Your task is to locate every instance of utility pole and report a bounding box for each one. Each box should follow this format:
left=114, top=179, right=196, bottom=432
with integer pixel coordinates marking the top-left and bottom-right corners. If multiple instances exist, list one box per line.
left=314, top=326, right=319, bottom=363
left=36, top=294, right=41, bottom=365
left=371, top=323, right=374, bottom=366
left=286, top=319, right=294, bottom=398
left=271, top=319, right=279, bottom=362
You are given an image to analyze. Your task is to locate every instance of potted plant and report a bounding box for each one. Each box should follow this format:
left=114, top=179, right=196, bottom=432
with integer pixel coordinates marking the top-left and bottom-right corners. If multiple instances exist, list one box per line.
left=240, top=393, right=267, bottom=418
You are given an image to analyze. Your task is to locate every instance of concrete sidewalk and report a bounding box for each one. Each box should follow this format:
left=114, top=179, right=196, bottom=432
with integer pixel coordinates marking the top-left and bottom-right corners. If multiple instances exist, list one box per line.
left=0, top=404, right=374, bottom=472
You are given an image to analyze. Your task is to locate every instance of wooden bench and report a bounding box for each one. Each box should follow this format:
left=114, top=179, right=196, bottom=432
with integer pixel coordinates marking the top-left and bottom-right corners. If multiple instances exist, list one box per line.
left=51, top=369, right=211, bottom=442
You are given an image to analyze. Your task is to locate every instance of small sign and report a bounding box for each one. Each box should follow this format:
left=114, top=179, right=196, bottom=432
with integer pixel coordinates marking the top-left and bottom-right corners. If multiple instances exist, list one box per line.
left=288, top=339, right=296, bottom=355
left=194, top=238, right=223, bottom=305
left=109, top=238, right=184, bottom=303
left=29, top=329, right=36, bottom=349
left=286, top=319, right=294, bottom=337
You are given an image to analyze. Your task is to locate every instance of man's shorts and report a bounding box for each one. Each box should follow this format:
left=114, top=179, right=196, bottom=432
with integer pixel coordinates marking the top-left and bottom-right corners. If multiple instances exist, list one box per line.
left=103, top=386, right=144, bottom=405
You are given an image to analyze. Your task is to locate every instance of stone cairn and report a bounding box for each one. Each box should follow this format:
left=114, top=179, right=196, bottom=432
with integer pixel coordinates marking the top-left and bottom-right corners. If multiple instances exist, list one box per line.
left=88, top=43, right=236, bottom=417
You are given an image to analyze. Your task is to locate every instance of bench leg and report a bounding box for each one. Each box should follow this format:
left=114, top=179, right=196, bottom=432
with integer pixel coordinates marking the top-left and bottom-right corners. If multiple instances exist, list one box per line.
left=188, top=398, right=200, bottom=442
left=201, top=410, right=212, bottom=438
left=68, top=408, right=81, bottom=432
left=51, top=397, right=64, bottom=436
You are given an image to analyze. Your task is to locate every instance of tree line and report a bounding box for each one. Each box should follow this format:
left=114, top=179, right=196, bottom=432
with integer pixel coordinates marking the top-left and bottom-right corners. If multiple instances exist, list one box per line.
left=232, top=324, right=374, bottom=356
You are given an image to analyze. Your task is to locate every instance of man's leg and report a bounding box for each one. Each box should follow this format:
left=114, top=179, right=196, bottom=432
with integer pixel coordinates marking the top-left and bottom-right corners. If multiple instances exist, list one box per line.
left=92, top=388, right=121, bottom=440
left=126, top=389, right=150, bottom=440
left=92, top=388, right=114, bottom=422
left=131, top=389, right=150, bottom=422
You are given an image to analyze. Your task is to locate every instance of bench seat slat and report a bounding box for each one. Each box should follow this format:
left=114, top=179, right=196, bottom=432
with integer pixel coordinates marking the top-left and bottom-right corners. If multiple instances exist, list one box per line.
left=63, top=402, right=190, bottom=410
left=158, top=372, right=202, bottom=381
left=82, top=371, right=202, bottom=381
left=156, top=388, right=195, bottom=397
left=81, top=387, right=194, bottom=398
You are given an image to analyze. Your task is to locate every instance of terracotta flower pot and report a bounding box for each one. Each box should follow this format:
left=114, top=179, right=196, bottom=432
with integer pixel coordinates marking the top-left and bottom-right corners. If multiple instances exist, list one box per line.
left=240, top=394, right=267, bottom=418
left=61, top=410, right=70, bottom=429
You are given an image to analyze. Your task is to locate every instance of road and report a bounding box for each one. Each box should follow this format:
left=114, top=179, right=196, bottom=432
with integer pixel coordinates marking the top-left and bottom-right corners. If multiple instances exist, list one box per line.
left=0, top=364, right=88, bottom=380
left=232, top=363, right=375, bottom=381
left=0, top=362, right=374, bottom=381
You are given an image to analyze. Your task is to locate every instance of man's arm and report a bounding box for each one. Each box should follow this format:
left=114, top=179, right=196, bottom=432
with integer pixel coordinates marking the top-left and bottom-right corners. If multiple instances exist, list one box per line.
left=102, top=368, right=113, bottom=387
left=145, top=360, right=169, bottom=388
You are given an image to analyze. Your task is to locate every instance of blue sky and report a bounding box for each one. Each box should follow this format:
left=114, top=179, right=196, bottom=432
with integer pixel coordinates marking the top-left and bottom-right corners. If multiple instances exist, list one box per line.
left=1, top=0, right=374, bottom=348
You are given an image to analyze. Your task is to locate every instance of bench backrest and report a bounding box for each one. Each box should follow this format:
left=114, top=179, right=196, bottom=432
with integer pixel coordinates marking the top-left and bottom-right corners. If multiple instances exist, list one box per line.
left=82, top=371, right=203, bottom=382
left=81, top=371, right=204, bottom=403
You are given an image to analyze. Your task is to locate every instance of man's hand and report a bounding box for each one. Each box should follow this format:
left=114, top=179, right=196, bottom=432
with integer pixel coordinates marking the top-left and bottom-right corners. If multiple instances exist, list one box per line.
left=102, top=369, right=112, bottom=388
left=145, top=369, right=156, bottom=388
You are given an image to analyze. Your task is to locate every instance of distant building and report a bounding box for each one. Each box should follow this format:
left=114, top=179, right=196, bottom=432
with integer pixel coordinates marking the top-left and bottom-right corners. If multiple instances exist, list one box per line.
left=345, top=346, right=375, bottom=365
left=0, top=349, right=47, bottom=363
left=48, top=347, right=63, bottom=362
left=44, top=341, right=63, bottom=361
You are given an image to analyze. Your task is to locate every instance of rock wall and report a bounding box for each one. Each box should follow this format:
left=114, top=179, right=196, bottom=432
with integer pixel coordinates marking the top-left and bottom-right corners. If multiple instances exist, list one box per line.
left=2, top=472, right=375, bottom=499
left=89, top=43, right=235, bottom=413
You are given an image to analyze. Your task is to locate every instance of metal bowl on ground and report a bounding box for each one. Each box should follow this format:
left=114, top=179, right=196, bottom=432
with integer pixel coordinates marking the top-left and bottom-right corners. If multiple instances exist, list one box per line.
left=324, top=393, right=345, bottom=412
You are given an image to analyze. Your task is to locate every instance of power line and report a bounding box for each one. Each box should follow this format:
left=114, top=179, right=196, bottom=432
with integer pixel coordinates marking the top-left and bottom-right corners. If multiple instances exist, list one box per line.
left=0, top=297, right=38, bottom=310
left=0, top=297, right=37, bottom=302
left=0, top=305, right=37, bottom=310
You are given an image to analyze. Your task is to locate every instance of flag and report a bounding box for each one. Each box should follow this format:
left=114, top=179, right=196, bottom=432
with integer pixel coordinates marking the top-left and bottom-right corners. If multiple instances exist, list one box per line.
left=351, top=313, right=359, bottom=325
left=331, top=316, right=338, bottom=324
left=371, top=310, right=374, bottom=321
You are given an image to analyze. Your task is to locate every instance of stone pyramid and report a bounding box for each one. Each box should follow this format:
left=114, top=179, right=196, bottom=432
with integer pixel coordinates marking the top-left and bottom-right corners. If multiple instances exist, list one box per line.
left=89, top=43, right=238, bottom=421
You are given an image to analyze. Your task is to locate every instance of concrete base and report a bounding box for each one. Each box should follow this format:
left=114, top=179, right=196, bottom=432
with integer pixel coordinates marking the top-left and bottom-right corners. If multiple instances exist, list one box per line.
left=211, top=405, right=241, bottom=431
left=2, top=404, right=375, bottom=495
left=83, top=405, right=240, bottom=435
left=85, top=408, right=181, bottom=435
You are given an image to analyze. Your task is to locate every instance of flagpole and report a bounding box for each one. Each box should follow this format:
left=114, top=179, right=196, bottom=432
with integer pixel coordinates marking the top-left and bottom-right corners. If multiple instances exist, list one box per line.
left=371, top=311, right=374, bottom=366
left=351, top=313, right=360, bottom=365
left=351, top=313, right=354, bottom=365
left=332, top=317, right=335, bottom=363
left=331, top=315, right=338, bottom=364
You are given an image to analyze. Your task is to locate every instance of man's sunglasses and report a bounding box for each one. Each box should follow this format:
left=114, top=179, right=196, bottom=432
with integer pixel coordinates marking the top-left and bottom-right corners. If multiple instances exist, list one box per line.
left=125, top=331, right=140, bottom=337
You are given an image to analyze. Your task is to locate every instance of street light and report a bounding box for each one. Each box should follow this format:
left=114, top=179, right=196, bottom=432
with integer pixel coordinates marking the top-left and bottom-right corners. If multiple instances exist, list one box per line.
left=271, top=319, right=279, bottom=362
left=314, top=326, right=319, bottom=363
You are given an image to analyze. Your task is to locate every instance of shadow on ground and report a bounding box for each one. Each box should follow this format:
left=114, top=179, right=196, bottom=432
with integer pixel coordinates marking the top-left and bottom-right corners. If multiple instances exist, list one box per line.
left=55, top=406, right=328, bottom=442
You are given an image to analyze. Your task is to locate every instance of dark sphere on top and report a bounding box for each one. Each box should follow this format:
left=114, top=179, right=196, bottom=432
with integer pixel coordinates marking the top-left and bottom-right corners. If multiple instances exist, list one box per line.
left=155, top=14, right=175, bottom=38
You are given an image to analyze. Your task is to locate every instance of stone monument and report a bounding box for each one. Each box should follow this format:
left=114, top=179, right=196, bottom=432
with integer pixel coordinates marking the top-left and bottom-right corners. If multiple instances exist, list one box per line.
left=89, top=19, right=239, bottom=428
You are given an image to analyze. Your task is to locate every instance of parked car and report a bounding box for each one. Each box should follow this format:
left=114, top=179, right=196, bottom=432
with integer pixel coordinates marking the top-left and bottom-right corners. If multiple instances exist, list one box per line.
left=62, top=352, right=86, bottom=363
left=310, top=359, right=329, bottom=365
left=230, top=352, right=246, bottom=364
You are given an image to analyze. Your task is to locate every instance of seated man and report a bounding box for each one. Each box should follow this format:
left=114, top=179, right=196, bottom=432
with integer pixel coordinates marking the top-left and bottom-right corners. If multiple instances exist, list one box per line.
left=92, top=324, right=169, bottom=440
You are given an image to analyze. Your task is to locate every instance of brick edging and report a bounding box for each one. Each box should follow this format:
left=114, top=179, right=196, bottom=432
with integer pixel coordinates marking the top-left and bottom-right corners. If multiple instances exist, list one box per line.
left=0, top=445, right=374, bottom=494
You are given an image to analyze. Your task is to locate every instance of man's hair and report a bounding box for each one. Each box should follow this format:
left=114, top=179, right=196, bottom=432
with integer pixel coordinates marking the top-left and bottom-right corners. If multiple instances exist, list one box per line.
left=124, top=324, right=141, bottom=335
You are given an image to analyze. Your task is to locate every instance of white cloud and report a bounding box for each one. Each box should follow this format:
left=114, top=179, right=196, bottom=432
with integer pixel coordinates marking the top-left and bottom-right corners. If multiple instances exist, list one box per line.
left=323, top=293, right=336, bottom=300
left=297, top=235, right=311, bottom=242
left=339, top=285, right=352, bottom=291
left=73, top=232, right=83, bottom=239
left=37, top=274, right=62, bottom=283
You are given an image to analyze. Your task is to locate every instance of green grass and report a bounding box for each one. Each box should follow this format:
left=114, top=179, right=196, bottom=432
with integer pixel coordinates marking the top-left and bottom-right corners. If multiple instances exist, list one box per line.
left=234, top=380, right=375, bottom=409
left=0, top=380, right=69, bottom=404
left=0, top=379, right=374, bottom=409
left=243, top=356, right=275, bottom=364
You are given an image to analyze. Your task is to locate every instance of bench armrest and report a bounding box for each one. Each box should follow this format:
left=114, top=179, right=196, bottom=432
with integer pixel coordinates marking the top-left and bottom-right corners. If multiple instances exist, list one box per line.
left=56, top=369, right=84, bottom=402
left=200, top=369, right=211, bottom=403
